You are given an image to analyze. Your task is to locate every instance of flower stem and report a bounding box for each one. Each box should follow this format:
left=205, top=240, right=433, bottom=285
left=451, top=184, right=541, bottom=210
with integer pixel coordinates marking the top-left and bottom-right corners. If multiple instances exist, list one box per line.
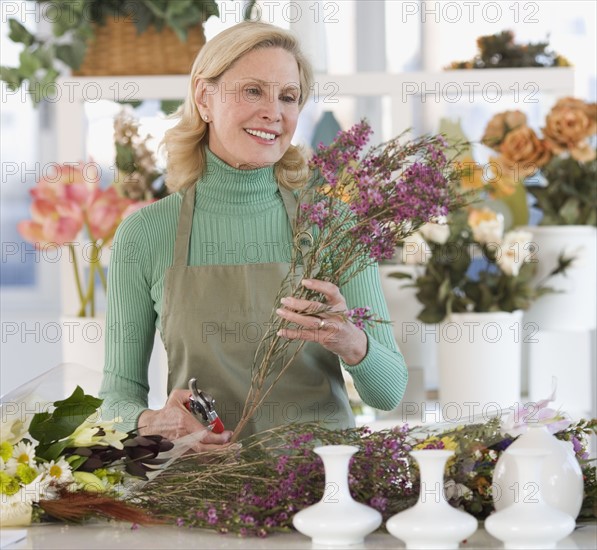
left=69, top=244, right=87, bottom=317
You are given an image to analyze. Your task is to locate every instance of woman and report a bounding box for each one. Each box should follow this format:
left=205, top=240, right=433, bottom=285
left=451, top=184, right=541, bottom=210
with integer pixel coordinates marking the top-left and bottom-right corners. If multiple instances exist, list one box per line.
left=99, top=21, right=408, bottom=448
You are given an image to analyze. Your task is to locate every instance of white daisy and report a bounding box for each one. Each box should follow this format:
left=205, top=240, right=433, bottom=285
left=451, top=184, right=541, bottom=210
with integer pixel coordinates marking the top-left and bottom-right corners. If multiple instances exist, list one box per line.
left=12, top=441, right=36, bottom=466
left=42, top=457, right=74, bottom=484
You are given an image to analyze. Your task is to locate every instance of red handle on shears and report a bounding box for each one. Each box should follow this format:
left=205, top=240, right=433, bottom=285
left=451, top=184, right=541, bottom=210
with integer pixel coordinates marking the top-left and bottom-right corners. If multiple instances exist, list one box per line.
left=185, top=378, right=226, bottom=434
left=184, top=400, right=225, bottom=433
left=209, top=416, right=225, bottom=434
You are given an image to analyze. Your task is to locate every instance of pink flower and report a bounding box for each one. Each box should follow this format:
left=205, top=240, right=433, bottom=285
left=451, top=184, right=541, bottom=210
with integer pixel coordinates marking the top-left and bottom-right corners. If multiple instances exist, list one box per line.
left=32, top=162, right=99, bottom=206
left=18, top=198, right=83, bottom=246
left=501, top=382, right=572, bottom=436
left=86, top=187, right=133, bottom=242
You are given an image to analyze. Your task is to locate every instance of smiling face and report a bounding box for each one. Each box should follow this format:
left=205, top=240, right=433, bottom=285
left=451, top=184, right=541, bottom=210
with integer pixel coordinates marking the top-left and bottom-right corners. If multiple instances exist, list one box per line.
left=196, top=47, right=301, bottom=169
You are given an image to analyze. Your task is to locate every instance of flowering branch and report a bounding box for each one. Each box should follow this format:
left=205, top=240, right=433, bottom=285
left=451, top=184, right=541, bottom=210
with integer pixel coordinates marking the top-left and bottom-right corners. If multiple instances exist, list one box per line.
left=231, top=121, right=466, bottom=441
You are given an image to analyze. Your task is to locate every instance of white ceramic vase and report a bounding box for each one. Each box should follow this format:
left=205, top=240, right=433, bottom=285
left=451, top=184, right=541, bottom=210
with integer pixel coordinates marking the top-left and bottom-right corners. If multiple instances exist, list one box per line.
left=486, top=448, right=575, bottom=549
left=386, top=450, right=477, bottom=549
left=292, top=445, right=382, bottom=546
left=522, top=225, right=596, bottom=330
left=492, top=424, right=583, bottom=519
left=438, top=311, right=523, bottom=415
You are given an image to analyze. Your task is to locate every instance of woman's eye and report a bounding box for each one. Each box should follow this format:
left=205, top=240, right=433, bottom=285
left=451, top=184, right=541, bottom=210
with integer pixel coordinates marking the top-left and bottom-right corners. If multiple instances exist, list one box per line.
left=281, top=95, right=298, bottom=104
left=245, top=87, right=261, bottom=97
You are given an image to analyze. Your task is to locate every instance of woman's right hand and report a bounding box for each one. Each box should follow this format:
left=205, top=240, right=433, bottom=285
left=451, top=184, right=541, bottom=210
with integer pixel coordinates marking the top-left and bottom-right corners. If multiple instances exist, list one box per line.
left=137, top=389, right=233, bottom=452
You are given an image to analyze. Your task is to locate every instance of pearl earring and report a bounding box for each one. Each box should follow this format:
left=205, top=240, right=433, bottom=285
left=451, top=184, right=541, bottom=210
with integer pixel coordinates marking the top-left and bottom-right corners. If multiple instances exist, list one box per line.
left=202, top=115, right=209, bottom=122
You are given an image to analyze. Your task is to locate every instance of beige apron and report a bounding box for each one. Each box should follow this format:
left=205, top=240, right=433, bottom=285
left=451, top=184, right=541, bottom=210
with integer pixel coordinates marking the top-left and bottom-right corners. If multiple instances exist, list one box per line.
left=161, top=181, right=354, bottom=440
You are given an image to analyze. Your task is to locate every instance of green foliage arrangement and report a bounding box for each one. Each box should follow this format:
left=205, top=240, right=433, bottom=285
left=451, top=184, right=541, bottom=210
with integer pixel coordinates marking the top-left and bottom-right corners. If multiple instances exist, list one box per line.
left=0, top=0, right=219, bottom=104
left=448, top=30, right=570, bottom=69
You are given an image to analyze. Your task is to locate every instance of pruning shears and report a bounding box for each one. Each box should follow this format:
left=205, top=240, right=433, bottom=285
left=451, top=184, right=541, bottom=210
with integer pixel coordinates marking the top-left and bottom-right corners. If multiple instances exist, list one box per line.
left=184, top=378, right=225, bottom=434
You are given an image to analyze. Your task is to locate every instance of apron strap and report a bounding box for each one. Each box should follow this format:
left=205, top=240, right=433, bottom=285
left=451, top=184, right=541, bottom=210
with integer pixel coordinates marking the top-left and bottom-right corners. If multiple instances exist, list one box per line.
left=173, top=182, right=197, bottom=267
left=279, top=186, right=320, bottom=278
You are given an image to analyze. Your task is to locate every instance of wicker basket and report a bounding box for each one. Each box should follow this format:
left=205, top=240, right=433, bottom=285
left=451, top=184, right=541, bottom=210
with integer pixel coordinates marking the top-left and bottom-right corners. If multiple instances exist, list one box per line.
left=73, top=18, right=206, bottom=76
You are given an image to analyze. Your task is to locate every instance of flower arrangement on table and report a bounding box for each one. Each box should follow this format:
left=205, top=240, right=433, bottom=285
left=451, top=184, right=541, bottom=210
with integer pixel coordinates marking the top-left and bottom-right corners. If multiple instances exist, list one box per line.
left=0, top=386, right=172, bottom=527
left=393, top=206, right=572, bottom=324
left=17, top=110, right=162, bottom=317
left=481, top=98, right=597, bottom=226
left=2, top=385, right=595, bottom=534
left=135, top=406, right=596, bottom=536
left=231, top=120, right=467, bottom=440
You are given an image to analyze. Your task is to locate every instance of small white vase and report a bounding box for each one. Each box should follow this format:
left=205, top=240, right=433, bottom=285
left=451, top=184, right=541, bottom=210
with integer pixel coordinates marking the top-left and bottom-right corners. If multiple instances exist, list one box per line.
left=386, top=450, right=477, bottom=549
left=492, top=424, right=583, bottom=519
left=486, top=448, right=575, bottom=549
left=438, top=311, right=522, bottom=414
left=292, top=445, right=382, bottom=546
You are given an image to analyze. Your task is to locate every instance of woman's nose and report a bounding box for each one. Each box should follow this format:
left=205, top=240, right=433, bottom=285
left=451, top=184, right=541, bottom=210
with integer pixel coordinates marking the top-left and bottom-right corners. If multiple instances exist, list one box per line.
left=259, top=98, right=281, bottom=122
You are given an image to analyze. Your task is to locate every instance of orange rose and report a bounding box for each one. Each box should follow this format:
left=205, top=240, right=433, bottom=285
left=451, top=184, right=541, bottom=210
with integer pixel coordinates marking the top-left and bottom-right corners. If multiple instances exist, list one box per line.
left=543, top=97, right=597, bottom=162
left=498, top=126, right=552, bottom=179
left=481, top=110, right=527, bottom=150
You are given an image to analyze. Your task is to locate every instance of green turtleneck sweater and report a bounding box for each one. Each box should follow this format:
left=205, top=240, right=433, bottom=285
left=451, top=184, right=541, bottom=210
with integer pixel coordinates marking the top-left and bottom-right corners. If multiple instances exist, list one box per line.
left=99, top=150, right=408, bottom=431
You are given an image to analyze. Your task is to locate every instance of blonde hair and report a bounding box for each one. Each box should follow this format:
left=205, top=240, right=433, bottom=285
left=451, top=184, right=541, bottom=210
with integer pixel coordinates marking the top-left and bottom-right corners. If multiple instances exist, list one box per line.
left=162, top=21, right=314, bottom=192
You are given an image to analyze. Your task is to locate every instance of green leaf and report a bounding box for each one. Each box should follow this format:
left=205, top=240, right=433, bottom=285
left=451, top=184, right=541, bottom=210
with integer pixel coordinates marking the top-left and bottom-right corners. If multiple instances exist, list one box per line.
left=160, top=99, right=183, bottom=115
left=18, top=49, right=42, bottom=75
left=418, top=307, right=445, bottom=324
left=560, top=197, right=580, bottom=225
left=28, top=386, right=102, bottom=445
left=67, top=455, right=89, bottom=471
left=55, top=43, right=87, bottom=70
left=27, top=68, right=60, bottom=105
left=8, top=19, right=35, bottom=46
left=0, top=66, right=24, bottom=90
left=35, top=439, right=70, bottom=462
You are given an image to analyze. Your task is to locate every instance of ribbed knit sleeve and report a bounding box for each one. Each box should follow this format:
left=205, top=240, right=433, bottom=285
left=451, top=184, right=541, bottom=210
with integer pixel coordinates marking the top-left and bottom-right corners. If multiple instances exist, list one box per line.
left=340, top=262, right=408, bottom=410
left=99, top=209, right=158, bottom=432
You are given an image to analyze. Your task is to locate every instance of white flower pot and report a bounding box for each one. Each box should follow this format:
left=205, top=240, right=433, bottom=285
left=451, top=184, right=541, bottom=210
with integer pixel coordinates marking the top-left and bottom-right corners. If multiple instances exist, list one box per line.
left=378, top=264, right=438, bottom=390
left=438, top=311, right=523, bottom=416
left=523, top=225, right=596, bottom=330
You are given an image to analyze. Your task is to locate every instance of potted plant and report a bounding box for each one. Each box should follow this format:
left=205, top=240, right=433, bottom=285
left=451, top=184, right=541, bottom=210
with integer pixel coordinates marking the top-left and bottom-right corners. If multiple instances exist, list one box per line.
left=391, top=207, right=570, bottom=411
left=1, top=0, right=219, bottom=104
left=447, top=30, right=571, bottom=69
left=480, top=97, right=597, bottom=331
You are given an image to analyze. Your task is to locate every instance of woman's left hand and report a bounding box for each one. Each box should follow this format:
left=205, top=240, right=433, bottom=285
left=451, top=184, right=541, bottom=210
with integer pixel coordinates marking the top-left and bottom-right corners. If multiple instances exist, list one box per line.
left=275, top=278, right=367, bottom=365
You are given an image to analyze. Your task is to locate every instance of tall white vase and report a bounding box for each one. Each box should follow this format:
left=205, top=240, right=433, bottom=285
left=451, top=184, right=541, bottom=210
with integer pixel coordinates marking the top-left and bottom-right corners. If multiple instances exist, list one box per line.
left=386, top=450, right=477, bottom=549
left=492, top=425, right=583, bottom=519
left=486, top=448, right=575, bottom=549
left=523, top=225, right=596, bottom=330
left=292, top=445, right=382, bottom=546
left=438, top=311, right=523, bottom=415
